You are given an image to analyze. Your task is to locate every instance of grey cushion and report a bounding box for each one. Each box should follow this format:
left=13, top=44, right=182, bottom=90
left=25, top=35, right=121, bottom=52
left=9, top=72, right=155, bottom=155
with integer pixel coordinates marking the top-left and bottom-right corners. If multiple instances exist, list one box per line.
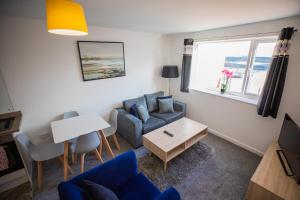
left=144, top=91, right=164, bottom=113
left=137, top=105, right=150, bottom=123
left=158, top=98, right=174, bottom=113
left=123, top=96, right=147, bottom=113
left=81, top=180, right=119, bottom=200
left=142, top=116, right=166, bottom=133
left=150, top=111, right=184, bottom=123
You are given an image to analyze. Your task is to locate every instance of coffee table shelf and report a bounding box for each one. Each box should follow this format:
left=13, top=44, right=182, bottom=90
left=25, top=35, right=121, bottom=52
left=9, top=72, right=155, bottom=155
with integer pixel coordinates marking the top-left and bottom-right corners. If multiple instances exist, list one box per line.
left=143, top=117, right=208, bottom=171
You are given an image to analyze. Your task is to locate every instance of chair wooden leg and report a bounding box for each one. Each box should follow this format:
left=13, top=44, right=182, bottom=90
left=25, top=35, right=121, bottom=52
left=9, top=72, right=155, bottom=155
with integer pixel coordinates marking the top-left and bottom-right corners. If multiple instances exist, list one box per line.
left=37, top=161, right=42, bottom=189
left=80, top=153, right=86, bottom=173
left=99, top=130, right=115, bottom=158
left=94, top=149, right=104, bottom=163
left=63, top=141, right=69, bottom=181
left=58, top=156, right=73, bottom=174
left=98, top=139, right=103, bottom=156
left=74, top=153, right=77, bottom=164
left=71, top=153, right=75, bottom=164
left=112, top=133, right=121, bottom=151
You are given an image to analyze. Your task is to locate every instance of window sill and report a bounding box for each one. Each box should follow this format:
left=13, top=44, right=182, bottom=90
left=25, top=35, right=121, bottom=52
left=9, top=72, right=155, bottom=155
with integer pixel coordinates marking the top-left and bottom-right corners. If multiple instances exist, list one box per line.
left=190, top=88, right=258, bottom=106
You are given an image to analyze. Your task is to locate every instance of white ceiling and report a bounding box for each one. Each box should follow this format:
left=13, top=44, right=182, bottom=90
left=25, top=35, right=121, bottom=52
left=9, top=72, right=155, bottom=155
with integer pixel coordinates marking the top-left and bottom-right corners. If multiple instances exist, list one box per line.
left=1, top=0, right=300, bottom=34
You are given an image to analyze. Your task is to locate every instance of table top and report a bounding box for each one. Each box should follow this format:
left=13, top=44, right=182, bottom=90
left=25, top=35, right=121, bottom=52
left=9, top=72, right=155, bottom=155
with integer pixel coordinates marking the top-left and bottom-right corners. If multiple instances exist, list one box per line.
left=50, top=113, right=110, bottom=143
left=143, top=117, right=208, bottom=152
left=250, top=142, right=300, bottom=200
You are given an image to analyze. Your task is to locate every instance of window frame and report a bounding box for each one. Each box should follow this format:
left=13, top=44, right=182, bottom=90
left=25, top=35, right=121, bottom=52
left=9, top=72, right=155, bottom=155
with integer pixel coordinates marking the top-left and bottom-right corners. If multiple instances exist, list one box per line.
left=190, top=35, right=277, bottom=104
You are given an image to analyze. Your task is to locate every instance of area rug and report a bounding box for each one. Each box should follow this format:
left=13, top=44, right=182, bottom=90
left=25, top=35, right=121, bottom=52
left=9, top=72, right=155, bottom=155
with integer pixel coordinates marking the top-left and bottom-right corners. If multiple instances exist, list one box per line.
left=137, top=134, right=260, bottom=200
left=138, top=142, right=213, bottom=191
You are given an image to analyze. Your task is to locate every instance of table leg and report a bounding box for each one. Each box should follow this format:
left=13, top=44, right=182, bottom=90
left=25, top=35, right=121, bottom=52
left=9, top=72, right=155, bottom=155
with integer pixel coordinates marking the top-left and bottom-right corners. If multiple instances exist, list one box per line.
left=99, top=130, right=115, bottom=158
left=164, top=162, right=167, bottom=171
left=63, top=141, right=69, bottom=181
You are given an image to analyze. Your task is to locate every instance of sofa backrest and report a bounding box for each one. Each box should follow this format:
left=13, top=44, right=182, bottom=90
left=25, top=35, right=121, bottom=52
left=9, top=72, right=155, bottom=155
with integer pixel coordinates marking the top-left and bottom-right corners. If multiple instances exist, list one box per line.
left=144, top=91, right=164, bottom=113
left=123, top=91, right=165, bottom=113
left=123, top=96, right=147, bottom=112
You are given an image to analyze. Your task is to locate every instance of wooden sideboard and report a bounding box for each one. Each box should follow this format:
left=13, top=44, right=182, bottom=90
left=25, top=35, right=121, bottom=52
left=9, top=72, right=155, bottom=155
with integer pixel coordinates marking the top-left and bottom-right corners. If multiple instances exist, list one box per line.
left=246, top=142, right=300, bottom=200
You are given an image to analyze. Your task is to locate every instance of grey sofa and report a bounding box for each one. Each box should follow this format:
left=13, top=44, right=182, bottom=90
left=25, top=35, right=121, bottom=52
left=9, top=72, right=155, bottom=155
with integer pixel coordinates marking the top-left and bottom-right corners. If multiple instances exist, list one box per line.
left=116, top=91, right=186, bottom=148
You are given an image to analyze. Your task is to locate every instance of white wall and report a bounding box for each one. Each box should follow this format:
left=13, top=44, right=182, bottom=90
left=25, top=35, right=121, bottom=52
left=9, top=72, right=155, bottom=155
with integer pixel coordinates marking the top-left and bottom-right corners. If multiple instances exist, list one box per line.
left=0, top=69, right=13, bottom=113
left=0, top=16, right=168, bottom=135
left=167, top=16, right=300, bottom=155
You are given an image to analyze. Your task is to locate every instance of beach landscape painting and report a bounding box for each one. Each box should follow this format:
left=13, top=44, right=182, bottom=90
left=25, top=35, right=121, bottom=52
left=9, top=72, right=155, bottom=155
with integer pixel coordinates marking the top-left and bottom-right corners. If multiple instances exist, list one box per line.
left=77, top=41, right=125, bottom=81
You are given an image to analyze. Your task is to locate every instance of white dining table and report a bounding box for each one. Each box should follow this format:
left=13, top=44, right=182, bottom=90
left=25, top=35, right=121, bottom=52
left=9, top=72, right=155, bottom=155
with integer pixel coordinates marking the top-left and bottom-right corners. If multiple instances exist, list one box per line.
left=50, top=112, right=114, bottom=181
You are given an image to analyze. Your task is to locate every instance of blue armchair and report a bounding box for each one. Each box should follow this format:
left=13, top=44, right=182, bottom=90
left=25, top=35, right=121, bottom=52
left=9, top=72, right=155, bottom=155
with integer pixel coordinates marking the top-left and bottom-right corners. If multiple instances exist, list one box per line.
left=58, top=151, right=180, bottom=200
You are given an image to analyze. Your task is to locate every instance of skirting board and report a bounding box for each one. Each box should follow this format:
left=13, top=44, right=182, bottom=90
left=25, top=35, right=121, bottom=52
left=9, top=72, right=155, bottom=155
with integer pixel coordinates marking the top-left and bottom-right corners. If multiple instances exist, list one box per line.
left=208, top=128, right=264, bottom=157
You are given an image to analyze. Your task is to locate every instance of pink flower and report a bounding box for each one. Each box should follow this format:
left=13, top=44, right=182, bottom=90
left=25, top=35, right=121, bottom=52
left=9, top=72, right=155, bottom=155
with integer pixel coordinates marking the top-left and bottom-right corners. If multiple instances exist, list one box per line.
left=226, top=72, right=233, bottom=78
left=222, top=68, right=229, bottom=74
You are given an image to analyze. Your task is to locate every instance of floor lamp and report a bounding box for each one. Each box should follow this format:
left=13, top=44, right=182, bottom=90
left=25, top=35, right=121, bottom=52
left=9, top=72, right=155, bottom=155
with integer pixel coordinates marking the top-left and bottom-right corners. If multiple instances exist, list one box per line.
left=162, top=65, right=179, bottom=95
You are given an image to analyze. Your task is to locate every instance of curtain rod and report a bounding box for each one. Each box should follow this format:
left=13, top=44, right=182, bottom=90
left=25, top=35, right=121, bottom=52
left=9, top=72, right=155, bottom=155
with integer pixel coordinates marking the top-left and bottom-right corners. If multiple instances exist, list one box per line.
left=194, top=29, right=297, bottom=42
left=194, top=31, right=279, bottom=42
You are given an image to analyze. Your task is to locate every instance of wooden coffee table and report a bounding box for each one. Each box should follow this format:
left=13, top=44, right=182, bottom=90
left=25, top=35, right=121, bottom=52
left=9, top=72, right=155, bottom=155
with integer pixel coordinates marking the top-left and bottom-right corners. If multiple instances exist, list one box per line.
left=143, top=117, right=208, bottom=171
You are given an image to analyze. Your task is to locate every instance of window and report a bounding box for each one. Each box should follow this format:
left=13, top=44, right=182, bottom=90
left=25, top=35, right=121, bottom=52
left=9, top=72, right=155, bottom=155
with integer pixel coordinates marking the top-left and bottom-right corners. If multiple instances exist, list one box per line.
left=190, top=36, right=277, bottom=104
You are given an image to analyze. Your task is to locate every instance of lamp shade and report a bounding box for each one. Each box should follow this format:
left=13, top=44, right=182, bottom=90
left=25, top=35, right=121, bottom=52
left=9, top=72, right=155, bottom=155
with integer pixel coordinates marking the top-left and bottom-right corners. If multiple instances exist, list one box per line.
left=162, top=65, right=179, bottom=78
left=46, top=0, right=88, bottom=36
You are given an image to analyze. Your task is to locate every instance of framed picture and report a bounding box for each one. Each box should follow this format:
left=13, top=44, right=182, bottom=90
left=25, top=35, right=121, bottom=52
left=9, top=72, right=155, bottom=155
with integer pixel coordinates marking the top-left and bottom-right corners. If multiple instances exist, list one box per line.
left=77, top=41, right=126, bottom=81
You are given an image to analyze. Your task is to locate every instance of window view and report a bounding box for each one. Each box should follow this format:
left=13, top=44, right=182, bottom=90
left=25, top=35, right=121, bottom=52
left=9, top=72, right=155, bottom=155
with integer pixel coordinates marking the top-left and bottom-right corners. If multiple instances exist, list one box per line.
left=190, top=36, right=276, bottom=101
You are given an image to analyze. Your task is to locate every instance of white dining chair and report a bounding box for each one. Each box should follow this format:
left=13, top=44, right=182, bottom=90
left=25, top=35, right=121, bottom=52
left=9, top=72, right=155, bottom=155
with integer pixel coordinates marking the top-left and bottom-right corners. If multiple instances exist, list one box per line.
left=63, top=111, right=103, bottom=173
left=102, top=109, right=120, bottom=151
left=15, top=133, right=73, bottom=189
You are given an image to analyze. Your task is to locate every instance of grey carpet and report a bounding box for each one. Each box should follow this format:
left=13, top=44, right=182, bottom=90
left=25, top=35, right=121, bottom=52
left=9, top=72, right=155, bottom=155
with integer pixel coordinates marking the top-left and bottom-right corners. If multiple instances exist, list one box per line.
left=0, top=133, right=260, bottom=200
left=138, top=134, right=260, bottom=200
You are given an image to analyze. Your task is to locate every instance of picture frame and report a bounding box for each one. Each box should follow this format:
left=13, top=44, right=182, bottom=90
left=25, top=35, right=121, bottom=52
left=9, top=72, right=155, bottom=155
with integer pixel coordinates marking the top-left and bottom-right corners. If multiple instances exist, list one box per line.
left=77, top=41, right=126, bottom=81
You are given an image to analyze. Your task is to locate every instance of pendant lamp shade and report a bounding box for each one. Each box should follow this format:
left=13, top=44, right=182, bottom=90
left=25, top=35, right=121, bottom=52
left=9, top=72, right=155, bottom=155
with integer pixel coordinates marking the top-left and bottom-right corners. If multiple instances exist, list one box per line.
left=46, top=0, right=88, bottom=36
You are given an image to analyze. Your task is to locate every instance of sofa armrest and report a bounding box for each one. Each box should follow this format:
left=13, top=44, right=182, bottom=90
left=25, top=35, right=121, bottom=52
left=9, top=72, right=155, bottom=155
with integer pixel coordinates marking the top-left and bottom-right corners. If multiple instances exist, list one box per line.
left=154, top=187, right=181, bottom=200
left=173, top=101, right=186, bottom=115
left=116, top=108, right=143, bottom=148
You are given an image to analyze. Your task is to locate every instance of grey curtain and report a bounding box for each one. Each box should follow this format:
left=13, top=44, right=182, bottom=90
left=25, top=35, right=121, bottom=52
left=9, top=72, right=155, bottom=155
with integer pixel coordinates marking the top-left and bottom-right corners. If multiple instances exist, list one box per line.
left=180, top=38, right=194, bottom=92
left=257, top=27, right=296, bottom=118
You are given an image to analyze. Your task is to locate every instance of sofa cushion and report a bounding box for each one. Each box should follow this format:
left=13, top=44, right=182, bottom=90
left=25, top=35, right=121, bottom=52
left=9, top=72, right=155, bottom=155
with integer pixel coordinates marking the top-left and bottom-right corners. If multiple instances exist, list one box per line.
left=150, top=111, right=183, bottom=124
left=158, top=98, right=174, bottom=113
left=137, top=105, right=150, bottom=123
left=115, top=173, right=161, bottom=200
left=144, top=91, right=164, bottom=113
left=80, top=179, right=119, bottom=200
left=129, top=104, right=139, bottom=118
left=142, top=116, right=166, bottom=133
left=123, top=96, right=148, bottom=113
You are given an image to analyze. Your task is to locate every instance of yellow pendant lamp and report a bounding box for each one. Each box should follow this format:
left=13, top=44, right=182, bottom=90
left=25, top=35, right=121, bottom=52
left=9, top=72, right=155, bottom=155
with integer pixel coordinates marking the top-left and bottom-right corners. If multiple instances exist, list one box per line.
left=46, top=0, right=88, bottom=36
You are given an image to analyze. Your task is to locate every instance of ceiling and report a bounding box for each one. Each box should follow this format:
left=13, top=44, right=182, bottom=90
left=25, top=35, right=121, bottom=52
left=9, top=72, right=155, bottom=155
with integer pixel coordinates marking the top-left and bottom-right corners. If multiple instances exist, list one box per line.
left=1, top=0, right=300, bottom=34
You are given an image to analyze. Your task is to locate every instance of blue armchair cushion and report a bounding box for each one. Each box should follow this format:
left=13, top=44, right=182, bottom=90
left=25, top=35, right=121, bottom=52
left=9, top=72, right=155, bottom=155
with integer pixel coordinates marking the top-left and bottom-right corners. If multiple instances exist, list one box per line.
left=137, top=105, right=150, bottom=123
left=150, top=111, right=183, bottom=124
left=144, top=91, right=164, bottom=113
left=80, top=180, right=119, bottom=200
left=142, top=116, right=166, bottom=133
left=115, top=173, right=161, bottom=200
left=158, top=98, right=174, bottom=113
left=58, top=181, right=86, bottom=200
left=129, top=104, right=139, bottom=118
left=123, top=96, right=147, bottom=113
